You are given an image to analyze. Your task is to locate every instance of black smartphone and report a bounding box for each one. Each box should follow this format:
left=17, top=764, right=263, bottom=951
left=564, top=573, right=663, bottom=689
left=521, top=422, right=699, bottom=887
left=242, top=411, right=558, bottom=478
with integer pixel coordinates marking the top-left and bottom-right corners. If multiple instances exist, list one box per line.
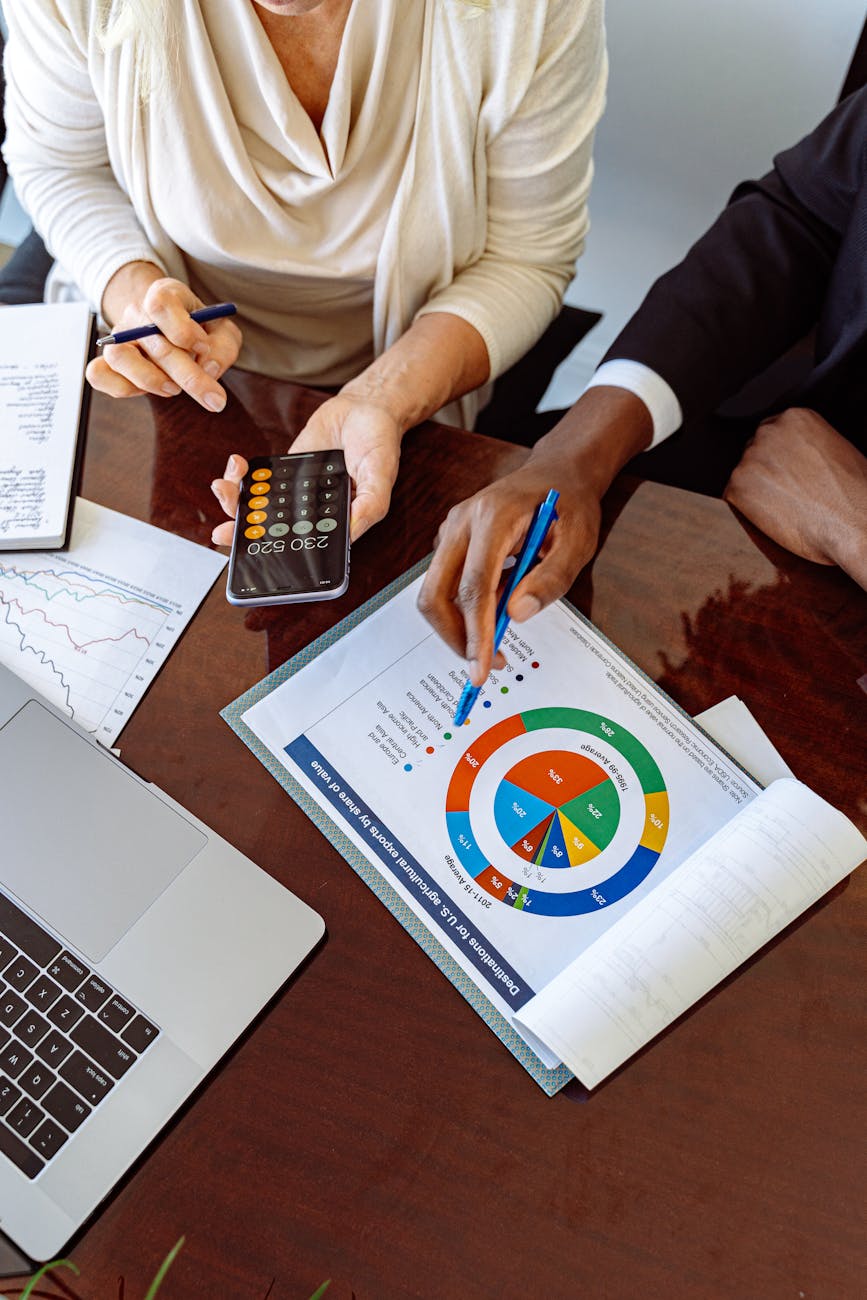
left=226, top=450, right=350, bottom=605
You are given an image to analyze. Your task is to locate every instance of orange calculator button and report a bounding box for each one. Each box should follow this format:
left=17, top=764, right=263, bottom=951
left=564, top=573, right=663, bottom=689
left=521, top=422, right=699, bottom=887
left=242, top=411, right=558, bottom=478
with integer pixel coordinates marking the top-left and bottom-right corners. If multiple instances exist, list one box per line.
left=249, top=482, right=270, bottom=495
left=251, top=468, right=272, bottom=481
left=244, top=525, right=266, bottom=540
left=246, top=510, right=267, bottom=525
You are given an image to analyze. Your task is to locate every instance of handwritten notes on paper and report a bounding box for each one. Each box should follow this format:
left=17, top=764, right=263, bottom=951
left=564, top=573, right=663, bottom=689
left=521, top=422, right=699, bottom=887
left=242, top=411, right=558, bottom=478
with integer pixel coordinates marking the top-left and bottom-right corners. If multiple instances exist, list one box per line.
left=0, top=303, right=92, bottom=548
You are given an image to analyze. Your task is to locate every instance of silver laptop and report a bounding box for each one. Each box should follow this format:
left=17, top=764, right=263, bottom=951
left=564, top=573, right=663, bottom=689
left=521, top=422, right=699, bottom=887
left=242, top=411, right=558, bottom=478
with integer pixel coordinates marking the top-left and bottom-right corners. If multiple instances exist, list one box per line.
left=0, top=663, right=324, bottom=1262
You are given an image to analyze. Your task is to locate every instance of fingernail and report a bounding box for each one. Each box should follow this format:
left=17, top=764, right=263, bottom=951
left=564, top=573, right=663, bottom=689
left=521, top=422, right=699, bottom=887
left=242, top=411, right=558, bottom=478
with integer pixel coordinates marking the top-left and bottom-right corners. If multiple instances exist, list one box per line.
left=162, top=381, right=180, bottom=396
left=225, top=454, right=238, bottom=476
left=204, top=392, right=226, bottom=413
left=203, top=360, right=220, bottom=378
left=510, top=593, right=542, bottom=622
left=210, top=528, right=223, bottom=545
left=210, top=479, right=225, bottom=501
left=193, top=341, right=210, bottom=359
left=467, top=659, right=481, bottom=685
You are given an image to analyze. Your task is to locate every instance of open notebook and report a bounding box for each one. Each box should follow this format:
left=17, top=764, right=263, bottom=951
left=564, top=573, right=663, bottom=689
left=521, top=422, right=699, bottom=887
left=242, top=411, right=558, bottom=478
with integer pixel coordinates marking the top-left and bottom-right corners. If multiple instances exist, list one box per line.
left=0, top=302, right=93, bottom=551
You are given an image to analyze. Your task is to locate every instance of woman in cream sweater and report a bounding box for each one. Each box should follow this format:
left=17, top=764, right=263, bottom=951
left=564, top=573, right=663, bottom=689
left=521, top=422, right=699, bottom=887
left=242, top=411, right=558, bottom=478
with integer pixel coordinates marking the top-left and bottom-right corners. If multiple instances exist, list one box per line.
left=3, top=0, right=606, bottom=538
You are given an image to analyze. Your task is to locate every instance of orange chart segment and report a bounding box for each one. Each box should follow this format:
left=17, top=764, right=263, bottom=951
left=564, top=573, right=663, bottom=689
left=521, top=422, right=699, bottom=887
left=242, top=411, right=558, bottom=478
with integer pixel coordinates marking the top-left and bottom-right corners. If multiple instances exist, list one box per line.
left=446, top=713, right=527, bottom=813
left=505, top=749, right=608, bottom=807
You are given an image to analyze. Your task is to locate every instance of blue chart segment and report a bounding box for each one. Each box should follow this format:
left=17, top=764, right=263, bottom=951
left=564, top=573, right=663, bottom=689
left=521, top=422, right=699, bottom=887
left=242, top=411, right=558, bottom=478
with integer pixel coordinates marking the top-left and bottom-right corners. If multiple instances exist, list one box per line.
left=445, top=708, right=669, bottom=916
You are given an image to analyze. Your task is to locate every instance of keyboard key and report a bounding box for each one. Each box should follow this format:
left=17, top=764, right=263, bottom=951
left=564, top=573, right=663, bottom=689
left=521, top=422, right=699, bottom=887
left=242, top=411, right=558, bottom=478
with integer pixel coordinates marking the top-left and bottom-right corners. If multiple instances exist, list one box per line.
left=0, top=1027, right=9, bottom=1053
left=47, top=951, right=90, bottom=993
left=60, top=1051, right=113, bottom=1106
left=0, top=937, right=17, bottom=969
left=8, top=1097, right=43, bottom=1138
left=0, top=1118, right=44, bottom=1179
left=19, top=1062, right=52, bottom=1102
left=75, top=975, right=113, bottom=1013
left=25, top=975, right=62, bottom=1014
left=16, top=1011, right=50, bottom=1050
left=0, top=990, right=26, bottom=1028
left=99, top=996, right=134, bottom=1034
left=47, top=995, right=85, bottom=1033
left=36, top=1031, right=73, bottom=1070
left=0, top=1077, right=21, bottom=1115
left=0, top=894, right=61, bottom=968
left=42, top=1080, right=90, bottom=1132
left=3, top=955, right=38, bottom=993
left=0, top=1041, right=32, bottom=1078
left=122, top=1014, right=159, bottom=1054
left=29, top=1118, right=69, bottom=1162
left=71, top=1016, right=135, bottom=1079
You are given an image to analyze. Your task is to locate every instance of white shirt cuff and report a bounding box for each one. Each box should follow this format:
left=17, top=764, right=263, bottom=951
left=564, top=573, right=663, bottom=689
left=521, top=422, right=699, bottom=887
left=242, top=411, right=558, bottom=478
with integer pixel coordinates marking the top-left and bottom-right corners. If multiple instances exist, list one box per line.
left=584, top=359, right=683, bottom=448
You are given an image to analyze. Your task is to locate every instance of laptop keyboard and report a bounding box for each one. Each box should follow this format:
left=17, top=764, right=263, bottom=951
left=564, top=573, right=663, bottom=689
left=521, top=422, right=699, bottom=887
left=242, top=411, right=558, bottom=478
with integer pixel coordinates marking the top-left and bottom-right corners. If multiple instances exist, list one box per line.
left=0, top=891, right=159, bottom=1179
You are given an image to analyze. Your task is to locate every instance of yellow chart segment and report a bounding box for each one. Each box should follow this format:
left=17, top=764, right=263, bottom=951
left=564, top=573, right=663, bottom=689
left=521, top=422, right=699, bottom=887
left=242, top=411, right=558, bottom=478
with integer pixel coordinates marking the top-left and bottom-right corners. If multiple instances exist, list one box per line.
left=558, top=812, right=602, bottom=866
left=641, top=791, right=669, bottom=852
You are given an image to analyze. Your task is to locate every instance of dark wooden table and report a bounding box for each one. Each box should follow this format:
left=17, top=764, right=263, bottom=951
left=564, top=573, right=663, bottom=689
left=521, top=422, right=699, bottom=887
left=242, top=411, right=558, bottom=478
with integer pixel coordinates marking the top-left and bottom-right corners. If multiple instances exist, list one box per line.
left=11, top=373, right=866, bottom=1299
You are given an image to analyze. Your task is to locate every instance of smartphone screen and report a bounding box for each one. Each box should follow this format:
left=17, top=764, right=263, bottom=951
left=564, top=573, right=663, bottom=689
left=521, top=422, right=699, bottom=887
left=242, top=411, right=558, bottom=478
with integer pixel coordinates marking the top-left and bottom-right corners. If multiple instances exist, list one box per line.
left=226, top=451, right=350, bottom=605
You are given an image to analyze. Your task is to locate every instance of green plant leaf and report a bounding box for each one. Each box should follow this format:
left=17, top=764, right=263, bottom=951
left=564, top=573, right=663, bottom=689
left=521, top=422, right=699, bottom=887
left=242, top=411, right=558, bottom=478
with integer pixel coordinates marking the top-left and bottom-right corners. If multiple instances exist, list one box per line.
left=143, top=1235, right=185, bottom=1300
left=308, top=1282, right=332, bottom=1300
left=20, top=1257, right=80, bottom=1299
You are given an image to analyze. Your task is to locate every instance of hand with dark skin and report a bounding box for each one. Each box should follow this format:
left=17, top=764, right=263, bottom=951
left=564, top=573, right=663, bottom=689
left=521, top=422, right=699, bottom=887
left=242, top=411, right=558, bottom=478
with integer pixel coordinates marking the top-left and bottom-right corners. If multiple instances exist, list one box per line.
left=416, top=387, right=653, bottom=686
left=724, top=407, right=867, bottom=591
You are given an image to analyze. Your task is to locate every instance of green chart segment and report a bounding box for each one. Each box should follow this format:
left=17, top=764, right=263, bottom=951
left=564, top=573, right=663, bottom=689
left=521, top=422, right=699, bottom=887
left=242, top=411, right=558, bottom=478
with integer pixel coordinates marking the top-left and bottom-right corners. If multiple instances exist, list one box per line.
left=445, top=707, right=669, bottom=917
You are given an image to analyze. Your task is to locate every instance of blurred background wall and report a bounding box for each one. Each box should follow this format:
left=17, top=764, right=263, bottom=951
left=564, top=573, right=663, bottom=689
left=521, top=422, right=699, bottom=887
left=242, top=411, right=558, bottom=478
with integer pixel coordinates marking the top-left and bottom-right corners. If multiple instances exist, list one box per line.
left=541, top=0, right=867, bottom=409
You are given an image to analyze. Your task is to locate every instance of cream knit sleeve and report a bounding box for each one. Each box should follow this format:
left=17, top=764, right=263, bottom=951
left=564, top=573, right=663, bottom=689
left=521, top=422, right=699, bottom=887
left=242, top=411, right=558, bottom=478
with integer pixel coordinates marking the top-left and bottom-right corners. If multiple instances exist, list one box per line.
left=2, top=0, right=165, bottom=311
left=415, top=0, right=607, bottom=380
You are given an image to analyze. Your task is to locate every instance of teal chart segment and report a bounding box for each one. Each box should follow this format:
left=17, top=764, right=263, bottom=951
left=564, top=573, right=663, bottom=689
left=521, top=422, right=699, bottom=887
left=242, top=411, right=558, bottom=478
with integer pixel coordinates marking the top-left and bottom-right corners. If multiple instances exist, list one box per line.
left=445, top=708, right=669, bottom=916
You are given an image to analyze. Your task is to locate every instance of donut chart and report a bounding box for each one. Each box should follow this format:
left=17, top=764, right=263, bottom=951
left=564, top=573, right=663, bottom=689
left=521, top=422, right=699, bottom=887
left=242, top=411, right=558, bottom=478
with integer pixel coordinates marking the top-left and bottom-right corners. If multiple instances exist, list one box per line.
left=445, top=707, right=669, bottom=916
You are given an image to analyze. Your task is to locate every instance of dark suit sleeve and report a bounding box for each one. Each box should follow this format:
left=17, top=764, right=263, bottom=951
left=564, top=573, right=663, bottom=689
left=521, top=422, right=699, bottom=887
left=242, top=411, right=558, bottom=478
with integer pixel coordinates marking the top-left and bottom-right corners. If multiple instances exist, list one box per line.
left=604, top=87, right=867, bottom=426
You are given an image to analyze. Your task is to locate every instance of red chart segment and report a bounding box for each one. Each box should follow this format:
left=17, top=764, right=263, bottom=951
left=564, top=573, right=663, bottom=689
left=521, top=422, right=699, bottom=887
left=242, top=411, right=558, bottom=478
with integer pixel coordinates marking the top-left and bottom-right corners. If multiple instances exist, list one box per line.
left=505, top=750, right=608, bottom=807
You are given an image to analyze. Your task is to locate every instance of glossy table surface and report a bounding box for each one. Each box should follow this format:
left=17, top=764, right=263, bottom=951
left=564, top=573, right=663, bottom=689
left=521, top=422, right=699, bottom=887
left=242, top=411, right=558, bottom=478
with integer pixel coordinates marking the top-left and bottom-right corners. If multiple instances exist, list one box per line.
left=10, top=372, right=866, bottom=1298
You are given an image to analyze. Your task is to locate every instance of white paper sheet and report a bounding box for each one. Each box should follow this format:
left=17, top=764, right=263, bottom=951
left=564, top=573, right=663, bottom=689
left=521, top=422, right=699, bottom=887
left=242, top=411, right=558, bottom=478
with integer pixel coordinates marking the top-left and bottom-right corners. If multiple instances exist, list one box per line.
left=0, top=498, right=226, bottom=743
left=515, top=778, right=866, bottom=1088
left=695, top=695, right=795, bottom=785
left=0, top=302, right=92, bottom=548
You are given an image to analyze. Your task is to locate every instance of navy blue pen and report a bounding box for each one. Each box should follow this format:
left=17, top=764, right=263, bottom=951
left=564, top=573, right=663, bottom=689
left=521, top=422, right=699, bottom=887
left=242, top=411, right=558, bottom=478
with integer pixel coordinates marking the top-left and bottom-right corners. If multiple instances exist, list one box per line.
left=96, top=301, right=237, bottom=347
left=453, top=489, right=560, bottom=727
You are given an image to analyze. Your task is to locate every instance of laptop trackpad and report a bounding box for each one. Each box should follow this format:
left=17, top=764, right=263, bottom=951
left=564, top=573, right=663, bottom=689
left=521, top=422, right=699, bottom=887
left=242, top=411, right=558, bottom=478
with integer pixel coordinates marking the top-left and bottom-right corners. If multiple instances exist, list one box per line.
left=1, top=701, right=206, bottom=962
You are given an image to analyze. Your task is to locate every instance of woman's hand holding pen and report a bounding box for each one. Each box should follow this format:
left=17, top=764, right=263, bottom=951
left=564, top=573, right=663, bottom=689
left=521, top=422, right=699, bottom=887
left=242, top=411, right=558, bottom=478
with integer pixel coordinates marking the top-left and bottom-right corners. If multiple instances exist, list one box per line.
left=85, top=265, right=242, bottom=412
left=210, top=390, right=404, bottom=546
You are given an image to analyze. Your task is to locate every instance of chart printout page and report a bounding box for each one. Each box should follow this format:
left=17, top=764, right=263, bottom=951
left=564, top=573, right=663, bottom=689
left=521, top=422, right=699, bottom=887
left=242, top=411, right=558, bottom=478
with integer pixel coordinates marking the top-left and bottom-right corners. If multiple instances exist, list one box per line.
left=240, top=575, right=764, bottom=1069
left=0, top=498, right=227, bottom=744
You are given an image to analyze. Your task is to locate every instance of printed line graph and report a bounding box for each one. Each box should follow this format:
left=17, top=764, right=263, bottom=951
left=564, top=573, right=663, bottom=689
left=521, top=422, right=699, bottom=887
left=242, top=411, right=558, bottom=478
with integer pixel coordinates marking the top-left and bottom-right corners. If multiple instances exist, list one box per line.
left=0, top=499, right=227, bottom=744
left=0, top=558, right=177, bottom=737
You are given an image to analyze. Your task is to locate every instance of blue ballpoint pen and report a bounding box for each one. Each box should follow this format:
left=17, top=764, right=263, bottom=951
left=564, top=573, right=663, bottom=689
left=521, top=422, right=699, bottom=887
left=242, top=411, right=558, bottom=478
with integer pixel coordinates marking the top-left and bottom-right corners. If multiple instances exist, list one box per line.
left=95, top=301, right=237, bottom=347
left=453, top=488, right=560, bottom=727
